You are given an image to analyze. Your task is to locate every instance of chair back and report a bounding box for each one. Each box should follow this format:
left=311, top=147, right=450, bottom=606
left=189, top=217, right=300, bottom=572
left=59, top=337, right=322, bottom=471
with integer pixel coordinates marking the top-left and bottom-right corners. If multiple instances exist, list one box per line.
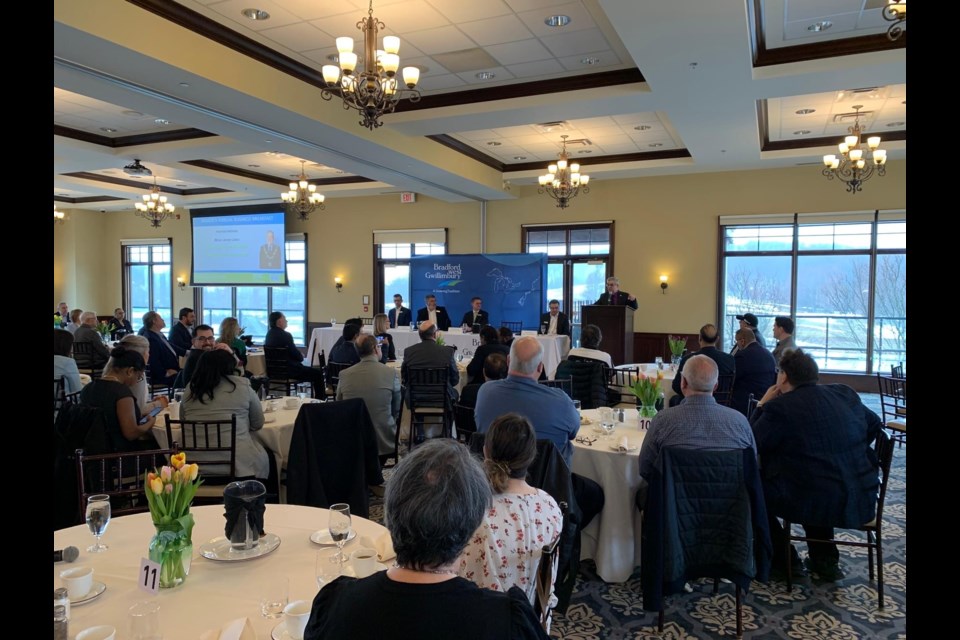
left=607, top=367, right=639, bottom=405
left=54, top=377, right=66, bottom=413
left=713, top=373, right=735, bottom=407
left=533, top=525, right=564, bottom=632
left=873, top=430, right=895, bottom=525
left=325, top=361, right=353, bottom=392
left=452, top=402, right=477, bottom=443
left=264, top=346, right=298, bottom=395
left=76, top=445, right=177, bottom=519
left=72, top=342, right=100, bottom=377
left=406, top=367, right=452, bottom=410
left=877, top=373, right=907, bottom=421
left=745, top=393, right=759, bottom=421
left=539, top=377, right=573, bottom=399
left=890, top=362, right=904, bottom=379
left=500, top=321, right=523, bottom=332
left=359, top=317, right=374, bottom=326
left=165, top=415, right=238, bottom=484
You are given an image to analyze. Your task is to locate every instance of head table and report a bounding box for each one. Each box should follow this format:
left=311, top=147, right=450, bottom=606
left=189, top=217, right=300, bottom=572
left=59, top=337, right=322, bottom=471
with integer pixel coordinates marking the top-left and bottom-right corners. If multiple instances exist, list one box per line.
left=54, top=504, right=392, bottom=637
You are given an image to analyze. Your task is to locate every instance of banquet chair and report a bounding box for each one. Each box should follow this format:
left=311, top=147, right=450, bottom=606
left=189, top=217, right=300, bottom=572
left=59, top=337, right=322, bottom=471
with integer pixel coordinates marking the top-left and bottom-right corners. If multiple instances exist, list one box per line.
left=555, top=358, right=608, bottom=410
left=606, top=367, right=639, bottom=406
left=452, top=402, right=477, bottom=445
left=54, top=378, right=80, bottom=416
left=745, top=393, right=760, bottom=421
left=890, top=362, right=904, bottom=379
left=876, top=374, right=907, bottom=448
left=144, top=370, right=172, bottom=400
left=263, top=346, right=302, bottom=397
left=539, top=377, right=573, bottom=399
left=165, top=415, right=238, bottom=503
left=405, top=367, right=454, bottom=450
left=533, top=525, right=564, bottom=632
left=325, top=361, right=353, bottom=394
left=71, top=342, right=102, bottom=380
left=500, top=320, right=523, bottom=332
left=783, top=430, right=893, bottom=608
left=55, top=404, right=109, bottom=528
left=76, top=444, right=178, bottom=519
left=713, top=373, right=735, bottom=407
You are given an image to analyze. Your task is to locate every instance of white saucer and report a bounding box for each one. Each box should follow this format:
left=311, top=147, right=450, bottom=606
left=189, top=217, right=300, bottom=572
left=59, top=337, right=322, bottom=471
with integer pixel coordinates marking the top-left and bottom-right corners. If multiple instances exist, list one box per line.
left=199, top=532, right=281, bottom=561
left=271, top=622, right=298, bottom=640
left=609, top=444, right=639, bottom=453
left=310, top=529, right=357, bottom=546
left=72, top=581, right=107, bottom=606
left=263, top=415, right=277, bottom=423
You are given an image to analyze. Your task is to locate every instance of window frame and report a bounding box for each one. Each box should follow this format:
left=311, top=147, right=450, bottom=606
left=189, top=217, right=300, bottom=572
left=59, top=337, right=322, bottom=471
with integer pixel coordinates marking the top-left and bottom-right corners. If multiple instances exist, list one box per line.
left=122, top=239, right=173, bottom=336
left=373, top=231, right=448, bottom=315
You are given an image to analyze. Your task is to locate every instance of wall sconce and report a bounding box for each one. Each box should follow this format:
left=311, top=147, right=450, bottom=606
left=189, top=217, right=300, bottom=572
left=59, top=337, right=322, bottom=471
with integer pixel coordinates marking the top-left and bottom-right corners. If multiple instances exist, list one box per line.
left=334, top=276, right=343, bottom=293
left=660, top=275, right=669, bottom=294
left=177, top=277, right=187, bottom=292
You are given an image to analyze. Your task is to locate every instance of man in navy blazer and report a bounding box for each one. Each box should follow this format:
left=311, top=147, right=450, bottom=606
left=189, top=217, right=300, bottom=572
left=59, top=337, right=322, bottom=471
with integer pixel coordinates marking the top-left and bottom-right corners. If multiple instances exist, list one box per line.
left=750, top=349, right=881, bottom=580
left=415, top=294, right=451, bottom=331
left=387, top=293, right=411, bottom=329
left=141, top=310, right=180, bottom=386
left=731, top=329, right=776, bottom=416
left=594, top=276, right=638, bottom=310
left=539, top=299, right=571, bottom=337
left=459, top=296, right=489, bottom=328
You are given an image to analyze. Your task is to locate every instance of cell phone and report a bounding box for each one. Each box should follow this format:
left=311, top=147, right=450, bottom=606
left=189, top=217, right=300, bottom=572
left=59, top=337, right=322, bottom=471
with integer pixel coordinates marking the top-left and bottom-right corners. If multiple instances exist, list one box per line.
left=138, top=406, right=163, bottom=425
left=376, top=336, right=384, bottom=345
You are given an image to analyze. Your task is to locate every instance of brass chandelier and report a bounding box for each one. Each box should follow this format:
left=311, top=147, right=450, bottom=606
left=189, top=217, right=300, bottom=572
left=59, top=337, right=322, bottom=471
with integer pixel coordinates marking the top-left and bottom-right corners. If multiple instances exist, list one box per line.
left=883, top=0, right=906, bottom=41
left=822, top=106, right=887, bottom=195
left=320, top=0, right=422, bottom=131
left=280, top=161, right=326, bottom=221
left=134, top=177, right=177, bottom=227
left=538, top=135, right=590, bottom=209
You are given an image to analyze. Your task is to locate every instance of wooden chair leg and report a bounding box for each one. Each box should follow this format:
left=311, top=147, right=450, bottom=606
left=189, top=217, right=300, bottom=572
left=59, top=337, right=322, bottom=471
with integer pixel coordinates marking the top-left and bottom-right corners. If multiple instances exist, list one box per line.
left=784, top=519, right=794, bottom=592
left=658, top=608, right=664, bottom=632
left=713, top=578, right=719, bottom=594
left=867, top=530, right=875, bottom=581
left=735, top=586, right=743, bottom=640
left=876, top=532, right=884, bottom=609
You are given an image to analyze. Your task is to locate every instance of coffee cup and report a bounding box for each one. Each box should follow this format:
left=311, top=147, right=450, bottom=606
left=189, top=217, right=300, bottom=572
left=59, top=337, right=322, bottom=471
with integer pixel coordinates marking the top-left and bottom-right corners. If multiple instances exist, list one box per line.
left=351, top=547, right=378, bottom=578
left=76, top=625, right=116, bottom=640
left=283, top=600, right=312, bottom=640
left=284, top=397, right=300, bottom=410
left=60, top=566, right=94, bottom=599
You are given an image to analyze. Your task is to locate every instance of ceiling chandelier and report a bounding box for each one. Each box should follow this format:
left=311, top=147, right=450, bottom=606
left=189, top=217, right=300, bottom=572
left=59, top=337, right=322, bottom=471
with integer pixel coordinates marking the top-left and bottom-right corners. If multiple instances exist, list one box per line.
left=320, top=0, right=421, bottom=131
left=134, top=176, right=177, bottom=227
left=822, top=105, right=887, bottom=195
left=538, top=135, right=590, bottom=209
left=53, top=204, right=65, bottom=224
left=281, top=161, right=326, bottom=221
left=883, top=0, right=906, bottom=41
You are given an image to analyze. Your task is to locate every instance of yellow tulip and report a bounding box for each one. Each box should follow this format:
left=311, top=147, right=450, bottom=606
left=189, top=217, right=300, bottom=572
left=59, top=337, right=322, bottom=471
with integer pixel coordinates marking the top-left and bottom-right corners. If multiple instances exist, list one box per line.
left=147, top=472, right=157, bottom=483
left=149, top=477, right=163, bottom=495
left=185, top=463, right=199, bottom=482
left=171, top=453, right=186, bottom=469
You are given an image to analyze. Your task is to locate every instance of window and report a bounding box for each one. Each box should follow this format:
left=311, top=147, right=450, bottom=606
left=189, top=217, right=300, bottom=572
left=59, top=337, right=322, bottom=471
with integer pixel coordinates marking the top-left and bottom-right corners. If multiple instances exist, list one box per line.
left=523, top=223, right=613, bottom=345
left=720, top=213, right=906, bottom=373
left=199, top=238, right=307, bottom=344
left=123, top=240, right=172, bottom=336
left=373, top=229, right=447, bottom=314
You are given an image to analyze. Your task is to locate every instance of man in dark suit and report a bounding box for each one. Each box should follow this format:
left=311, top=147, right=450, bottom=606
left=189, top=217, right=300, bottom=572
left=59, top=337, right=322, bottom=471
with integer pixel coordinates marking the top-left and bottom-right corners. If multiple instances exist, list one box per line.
left=107, top=307, right=134, bottom=339
left=459, top=296, right=489, bottom=328
left=594, top=276, right=638, bottom=310
left=168, top=307, right=195, bottom=357
left=731, top=328, right=777, bottom=416
left=415, top=294, right=451, bottom=331
left=328, top=323, right=362, bottom=367
left=400, top=321, right=459, bottom=401
left=141, top=310, right=181, bottom=386
left=387, top=293, right=411, bottom=329
left=730, top=312, right=765, bottom=354
left=671, top=323, right=736, bottom=404
left=459, top=352, right=508, bottom=409
left=539, top=299, right=571, bottom=337
left=73, top=311, right=111, bottom=369
left=465, top=325, right=509, bottom=384
left=264, top=311, right=325, bottom=396
left=750, top=349, right=881, bottom=580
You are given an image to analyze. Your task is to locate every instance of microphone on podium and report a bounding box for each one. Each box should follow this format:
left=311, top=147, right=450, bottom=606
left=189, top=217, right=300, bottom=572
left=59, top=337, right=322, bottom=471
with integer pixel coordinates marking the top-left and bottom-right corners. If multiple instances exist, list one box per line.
left=54, top=546, right=79, bottom=563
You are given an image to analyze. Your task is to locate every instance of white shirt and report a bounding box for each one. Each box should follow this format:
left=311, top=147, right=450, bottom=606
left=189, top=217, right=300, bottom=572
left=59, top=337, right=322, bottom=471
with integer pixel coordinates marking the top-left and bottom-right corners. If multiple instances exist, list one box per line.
left=428, top=309, right=438, bottom=326
left=548, top=314, right=558, bottom=335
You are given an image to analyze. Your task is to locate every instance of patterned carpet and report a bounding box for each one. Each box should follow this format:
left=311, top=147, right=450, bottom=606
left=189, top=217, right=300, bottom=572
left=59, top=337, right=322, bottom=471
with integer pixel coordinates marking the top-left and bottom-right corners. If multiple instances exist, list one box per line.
left=369, top=394, right=905, bottom=639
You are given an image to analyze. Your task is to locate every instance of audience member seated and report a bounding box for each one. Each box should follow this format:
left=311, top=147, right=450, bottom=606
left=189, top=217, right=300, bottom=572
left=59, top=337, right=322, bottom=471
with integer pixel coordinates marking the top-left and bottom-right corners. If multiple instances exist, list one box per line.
left=263, top=311, right=325, bottom=395
left=54, top=328, right=82, bottom=395
left=181, top=349, right=269, bottom=481
left=373, top=313, right=396, bottom=362
left=566, top=324, right=612, bottom=367
left=303, top=439, right=549, bottom=640
left=400, top=321, right=460, bottom=401
left=460, top=414, right=562, bottom=606
left=178, top=324, right=238, bottom=388
left=670, top=323, right=735, bottom=406
left=55, top=301, right=69, bottom=328
left=168, top=307, right=195, bottom=357
left=141, top=310, right=181, bottom=387
left=466, top=325, right=510, bottom=384
left=218, top=317, right=247, bottom=368
left=731, top=328, right=777, bottom=416
left=65, top=308, right=83, bottom=334
left=107, top=307, right=134, bottom=339
left=79, top=346, right=160, bottom=452
left=118, top=334, right=169, bottom=415
left=459, top=352, right=508, bottom=409
left=750, top=349, right=882, bottom=581
left=329, top=323, right=362, bottom=367
left=73, top=311, right=111, bottom=369
left=498, top=326, right=515, bottom=348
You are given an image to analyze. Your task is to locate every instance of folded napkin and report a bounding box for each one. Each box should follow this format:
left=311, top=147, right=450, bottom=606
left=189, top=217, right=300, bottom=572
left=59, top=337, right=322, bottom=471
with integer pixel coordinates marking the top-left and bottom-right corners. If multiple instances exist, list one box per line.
left=359, top=533, right=396, bottom=563
left=198, top=617, right=255, bottom=640
left=617, top=436, right=630, bottom=452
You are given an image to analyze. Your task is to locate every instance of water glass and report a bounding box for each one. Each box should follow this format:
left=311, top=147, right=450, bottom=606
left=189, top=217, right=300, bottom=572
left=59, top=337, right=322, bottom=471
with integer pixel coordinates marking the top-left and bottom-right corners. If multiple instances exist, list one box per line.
left=598, top=407, right=616, bottom=439
left=172, top=388, right=184, bottom=404
left=573, top=399, right=582, bottom=415
left=330, top=317, right=337, bottom=325
left=316, top=548, right=343, bottom=589
left=296, top=382, right=310, bottom=400
left=654, top=356, right=664, bottom=370
left=259, top=576, right=289, bottom=619
left=128, top=601, right=161, bottom=640
left=85, top=495, right=111, bottom=553
left=329, top=504, right=352, bottom=564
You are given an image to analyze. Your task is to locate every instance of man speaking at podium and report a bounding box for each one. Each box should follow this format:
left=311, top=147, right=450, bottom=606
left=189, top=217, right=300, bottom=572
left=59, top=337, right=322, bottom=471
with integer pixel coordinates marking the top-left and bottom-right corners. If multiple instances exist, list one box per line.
left=594, top=276, right=638, bottom=310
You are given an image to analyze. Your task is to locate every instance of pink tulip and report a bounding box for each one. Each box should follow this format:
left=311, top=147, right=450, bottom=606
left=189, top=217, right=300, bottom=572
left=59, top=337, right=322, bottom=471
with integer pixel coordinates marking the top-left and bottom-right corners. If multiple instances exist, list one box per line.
left=164, top=483, right=173, bottom=494
left=161, top=466, right=172, bottom=482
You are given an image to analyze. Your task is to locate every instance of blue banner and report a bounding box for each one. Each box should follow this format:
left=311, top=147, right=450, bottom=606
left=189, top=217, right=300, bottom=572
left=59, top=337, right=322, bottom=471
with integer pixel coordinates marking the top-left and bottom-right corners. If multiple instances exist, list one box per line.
left=410, top=253, right=547, bottom=331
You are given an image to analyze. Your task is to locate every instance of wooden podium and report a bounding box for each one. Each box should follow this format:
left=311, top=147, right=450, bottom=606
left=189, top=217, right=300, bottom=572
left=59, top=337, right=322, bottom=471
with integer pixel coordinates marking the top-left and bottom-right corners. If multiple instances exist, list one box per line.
left=582, top=305, right=634, bottom=366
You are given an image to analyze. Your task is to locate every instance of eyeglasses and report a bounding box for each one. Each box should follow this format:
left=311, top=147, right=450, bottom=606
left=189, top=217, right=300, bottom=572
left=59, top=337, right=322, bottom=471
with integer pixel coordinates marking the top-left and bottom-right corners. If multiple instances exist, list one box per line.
left=135, top=372, right=144, bottom=382
left=196, top=336, right=215, bottom=342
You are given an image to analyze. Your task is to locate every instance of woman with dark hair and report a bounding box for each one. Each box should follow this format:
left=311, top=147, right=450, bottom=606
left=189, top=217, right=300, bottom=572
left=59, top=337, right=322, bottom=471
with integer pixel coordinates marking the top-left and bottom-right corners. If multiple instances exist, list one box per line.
left=79, top=345, right=159, bottom=452
left=373, top=313, right=396, bottom=362
left=459, top=414, right=562, bottom=607
left=180, top=349, right=268, bottom=480
left=304, top=439, right=548, bottom=640
left=54, top=328, right=82, bottom=395
left=466, top=325, right=509, bottom=384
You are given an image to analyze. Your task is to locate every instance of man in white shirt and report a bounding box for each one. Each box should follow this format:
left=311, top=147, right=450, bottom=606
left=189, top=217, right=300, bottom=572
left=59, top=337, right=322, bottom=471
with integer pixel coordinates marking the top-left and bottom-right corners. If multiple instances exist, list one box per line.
left=415, top=294, right=451, bottom=331
left=539, top=299, right=571, bottom=337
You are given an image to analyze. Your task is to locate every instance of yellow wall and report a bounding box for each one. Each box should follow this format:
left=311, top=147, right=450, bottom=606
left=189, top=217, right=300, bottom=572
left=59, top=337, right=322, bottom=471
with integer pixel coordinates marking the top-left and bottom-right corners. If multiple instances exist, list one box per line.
left=53, top=161, right=905, bottom=332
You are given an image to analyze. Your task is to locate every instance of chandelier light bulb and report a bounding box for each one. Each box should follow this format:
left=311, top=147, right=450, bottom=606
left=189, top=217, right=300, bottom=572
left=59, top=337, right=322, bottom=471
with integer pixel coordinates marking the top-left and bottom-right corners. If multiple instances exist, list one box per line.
left=538, top=135, right=591, bottom=209
left=336, top=37, right=354, bottom=54
left=821, top=105, right=887, bottom=194
left=383, top=35, right=400, bottom=54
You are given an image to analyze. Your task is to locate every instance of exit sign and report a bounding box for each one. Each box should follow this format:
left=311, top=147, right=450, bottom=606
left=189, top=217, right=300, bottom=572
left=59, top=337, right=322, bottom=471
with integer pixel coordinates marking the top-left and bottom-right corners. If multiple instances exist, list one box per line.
left=400, top=192, right=417, bottom=204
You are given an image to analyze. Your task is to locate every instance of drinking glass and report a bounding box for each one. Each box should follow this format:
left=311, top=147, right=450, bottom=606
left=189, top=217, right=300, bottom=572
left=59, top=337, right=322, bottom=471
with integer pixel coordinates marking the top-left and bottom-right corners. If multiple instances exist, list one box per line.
left=128, top=600, right=161, bottom=640
left=456, top=352, right=463, bottom=363
left=316, top=548, right=343, bottom=589
left=85, top=494, right=111, bottom=553
left=330, top=317, right=337, bottom=325
left=573, top=399, right=582, bottom=415
left=328, top=503, right=352, bottom=564
left=297, top=382, right=310, bottom=401
left=259, top=576, right=288, bottom=619
left=597, top=407, right=616, bottom=440
left=654, top=356, right=664, bottom=369
left=172, top=388, right=184, bottom=404
left=410, top=321, right=416, bottom=331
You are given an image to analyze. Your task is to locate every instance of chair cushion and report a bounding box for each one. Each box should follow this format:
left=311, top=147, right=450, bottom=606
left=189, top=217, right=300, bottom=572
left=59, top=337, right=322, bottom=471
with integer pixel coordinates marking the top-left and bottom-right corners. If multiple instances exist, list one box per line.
left=886, top=420, right=906, bottom=432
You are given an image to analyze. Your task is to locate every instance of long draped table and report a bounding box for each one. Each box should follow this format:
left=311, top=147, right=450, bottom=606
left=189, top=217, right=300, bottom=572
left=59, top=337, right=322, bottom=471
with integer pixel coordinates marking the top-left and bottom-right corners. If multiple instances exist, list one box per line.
left=53, top=504, right=393, bottom=638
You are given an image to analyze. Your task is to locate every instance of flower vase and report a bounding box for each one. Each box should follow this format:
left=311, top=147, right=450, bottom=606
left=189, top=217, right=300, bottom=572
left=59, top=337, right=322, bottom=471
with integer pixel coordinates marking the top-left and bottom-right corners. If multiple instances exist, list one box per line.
left=149, top=522, right=193, bottom=588
left=671, top=354, right=683, bottom=366
left=637, top=404, right=657, bottom=430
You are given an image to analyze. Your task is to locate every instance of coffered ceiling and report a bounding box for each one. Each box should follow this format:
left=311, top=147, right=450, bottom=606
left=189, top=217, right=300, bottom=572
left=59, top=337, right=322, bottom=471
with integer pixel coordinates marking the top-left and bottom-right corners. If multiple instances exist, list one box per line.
left=53, top=0, right=906, bottom=211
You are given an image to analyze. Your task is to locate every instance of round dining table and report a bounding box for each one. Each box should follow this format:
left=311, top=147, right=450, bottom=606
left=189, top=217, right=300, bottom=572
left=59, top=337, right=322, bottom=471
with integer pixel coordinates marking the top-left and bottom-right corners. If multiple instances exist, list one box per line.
left=53, top=504, right=393, bottom=638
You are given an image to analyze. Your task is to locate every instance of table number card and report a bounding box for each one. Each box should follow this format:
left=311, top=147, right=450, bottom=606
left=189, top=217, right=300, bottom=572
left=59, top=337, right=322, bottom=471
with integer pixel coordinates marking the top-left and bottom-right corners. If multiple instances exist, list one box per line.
left=139, top=557, right=162, bottom=594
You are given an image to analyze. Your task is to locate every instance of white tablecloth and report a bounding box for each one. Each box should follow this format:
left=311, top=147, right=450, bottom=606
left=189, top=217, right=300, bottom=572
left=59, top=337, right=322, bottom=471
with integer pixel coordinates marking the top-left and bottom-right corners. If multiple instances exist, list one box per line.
left=245, top=350, right=265, bottom=377
left=571, top=408, right=648, bottom=583
left=53, top=504, right=392, bottom=638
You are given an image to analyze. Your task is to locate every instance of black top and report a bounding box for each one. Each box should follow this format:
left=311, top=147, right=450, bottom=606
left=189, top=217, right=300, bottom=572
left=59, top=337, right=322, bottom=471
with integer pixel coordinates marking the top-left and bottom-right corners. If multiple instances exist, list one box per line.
left=415, top=306, right=452, bottom=331
left=376, top=332, right=396, bottom=362
left=466, top=343, right=510, bottom=383
left=107, top=317, right=134, bottom=339
left=79, top=379, right=152, bottom=452
left=460, top=309, right=489, bottom=328
left=304, top=573, right=548, bottom=640
left=264, top=327, right=304, bottom=366
left=594, top=291, right=638, bottom=310
left=168, top=322, right=193, bottom=357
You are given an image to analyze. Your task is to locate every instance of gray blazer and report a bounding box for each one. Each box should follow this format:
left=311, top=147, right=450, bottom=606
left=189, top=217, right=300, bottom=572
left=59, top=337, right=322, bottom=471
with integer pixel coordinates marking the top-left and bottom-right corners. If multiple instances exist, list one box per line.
left=181, top=375, right=269, bottom=479
left=336, top=355, right=402, bottom=456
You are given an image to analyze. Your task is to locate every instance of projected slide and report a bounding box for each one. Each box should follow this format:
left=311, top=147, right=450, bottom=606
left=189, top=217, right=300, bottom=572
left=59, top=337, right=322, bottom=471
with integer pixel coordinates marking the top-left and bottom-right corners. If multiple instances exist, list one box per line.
left=192, top=211, right=287, bottom=286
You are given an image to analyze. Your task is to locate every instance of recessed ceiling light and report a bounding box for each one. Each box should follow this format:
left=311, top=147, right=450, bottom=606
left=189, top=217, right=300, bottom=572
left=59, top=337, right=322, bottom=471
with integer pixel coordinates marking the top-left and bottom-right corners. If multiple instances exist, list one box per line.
left=648, top=143, right=663, bottom=148
left=807, top=21, right=832, bottom=32
left=99, top=127, right=117, bottom=133
left=545, top=15, right=571, bottom=27
left=886, top=121, right=905, bottom=127
left=176, top=183, right=188, bottom=188
left=154, top=118, right=170, bottom=125
left=795, top=108, right=816, bottom=115
left=241, top=8, right=270, bottom=20
left=475, top=71, right=496, bottom=80
left=513, top=156, right=526, bottom=160
left=577, top=150, right=592, bottom=154
left=580, top=57, right=600, bottom=65
left=121, top=110, right=143, bottom=117
left=633, top=125, right=652, bottom=131
left=179, top=82, right=190, bottom=88
left=793, top=130, right=811, bottom=135
left=486, top=141, right=502, bottom=146
left=248, top=164, right=260, bottom=168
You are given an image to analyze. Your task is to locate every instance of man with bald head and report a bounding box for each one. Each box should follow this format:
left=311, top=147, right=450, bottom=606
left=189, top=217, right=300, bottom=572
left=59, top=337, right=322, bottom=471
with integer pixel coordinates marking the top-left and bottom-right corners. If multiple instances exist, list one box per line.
left=637, top=355, right=757, bottom=507
left=731, top=328, right=777, bottom=416
left=73, top=310, right=112, bottom=368
left=400, top=320, right=459, bottom=400
left=670, top=323, right=736, bottom=406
